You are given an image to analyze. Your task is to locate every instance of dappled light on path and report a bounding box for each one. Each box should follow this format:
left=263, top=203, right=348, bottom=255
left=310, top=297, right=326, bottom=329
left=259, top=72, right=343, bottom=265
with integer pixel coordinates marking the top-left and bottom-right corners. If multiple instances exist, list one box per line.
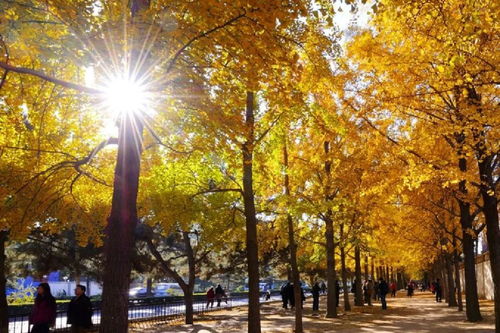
left=138, top=292, right=495, bottom=332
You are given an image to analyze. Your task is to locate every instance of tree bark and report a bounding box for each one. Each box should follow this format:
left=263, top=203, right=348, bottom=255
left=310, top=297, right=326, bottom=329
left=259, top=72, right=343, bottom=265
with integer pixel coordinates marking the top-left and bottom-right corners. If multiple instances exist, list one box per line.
left=445, top=254, right=457, bottom=307
left=100, top=113, right=144, bottom=333
left=453, top=232, right=463, bottom=312
left=0, top=231, right=8, bottom=333
left=354, top=245, right=363, bottom=306
left=323, top=141, right=337, bottom=318
left=283, top=141, right=303, bottom=333
left=457, top=169, right=482, bottom=321
left=242, top=91, right=261, bottom=333
left=477, top=155, right=500, bottom=331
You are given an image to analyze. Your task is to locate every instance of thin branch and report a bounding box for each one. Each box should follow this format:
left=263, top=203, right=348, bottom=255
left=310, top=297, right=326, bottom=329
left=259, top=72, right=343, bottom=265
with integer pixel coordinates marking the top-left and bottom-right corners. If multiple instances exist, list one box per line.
left=0, top=61, right=100, bottom=94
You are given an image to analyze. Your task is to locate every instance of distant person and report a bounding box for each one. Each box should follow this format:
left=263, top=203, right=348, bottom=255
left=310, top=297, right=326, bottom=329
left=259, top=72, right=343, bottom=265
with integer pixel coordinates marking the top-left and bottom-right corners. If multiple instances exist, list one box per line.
left=435, top=279, right=442, bottom=302
left=287, top=283, right=295, bottom=308
left=67, top=284, right=93, bottom=332
left=206, top=287, right=215, bottom=308
left=364, top=279, right=373, bottom=306
left=312, top=282, right=321, bottom=311
left=321, top=281, right=327, bottom=295
left=215, top=284, right=225, bottom=307
left=335, top=280, right=340, bottom=307
left=300, top=283, right=306, bottom=309
left=378, top=278, right=389, bottom=310
left=29, top=283, right=56, bottom=333
left=265, top=289, right=271, bottom=301
left=280, top=283, right=290, bottom=309
left=373, top=280, right=380, bottom=301
left=406, top=282, right=414, bottom=297
left=390, top=281, right=397, bottom=297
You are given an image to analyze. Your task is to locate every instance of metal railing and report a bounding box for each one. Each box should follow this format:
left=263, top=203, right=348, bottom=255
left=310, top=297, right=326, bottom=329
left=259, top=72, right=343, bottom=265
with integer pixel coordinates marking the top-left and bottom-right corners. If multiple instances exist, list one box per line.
left=9, top=293, right=280, bottom=333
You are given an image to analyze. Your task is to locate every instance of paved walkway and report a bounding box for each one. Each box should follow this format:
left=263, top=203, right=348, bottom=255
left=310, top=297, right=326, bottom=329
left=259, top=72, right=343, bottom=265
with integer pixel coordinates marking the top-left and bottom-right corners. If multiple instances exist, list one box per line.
left=135, top=292, right=496, bottom=332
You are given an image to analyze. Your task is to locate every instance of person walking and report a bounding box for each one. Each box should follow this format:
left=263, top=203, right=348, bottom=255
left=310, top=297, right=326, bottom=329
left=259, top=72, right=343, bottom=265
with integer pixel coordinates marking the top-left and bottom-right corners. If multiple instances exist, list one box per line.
left=365, top=279, right=374, bottom=306
left=335, top=280, right=340, bottom=307
left=67, top=285, right=93, bottom=333
left=287, top=282, right=295, bottom=309
left=435, top=278, right=442, bottom=302
left=206, top=287, right=215, bottom=308
left=378, top=278, right=389, bottom=310
left=280, top=282, right=289, bottom=309
left=215, top=284, right=225, bottom=307
left=29, top=283, right=57, bottom=333
left=406, top=281, right=414, bottom=297
left=373, top=280, right=380, bottom=301
left=390, top=281, right=397, bottom=297
left=312, top=282, right=321, bottom=311
left=321, top=281, right=327, bottom=295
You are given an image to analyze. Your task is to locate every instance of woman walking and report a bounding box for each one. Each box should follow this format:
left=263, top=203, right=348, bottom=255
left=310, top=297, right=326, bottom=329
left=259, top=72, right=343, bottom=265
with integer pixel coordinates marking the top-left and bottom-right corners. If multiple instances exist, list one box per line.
left=29, top=283, right=57, bottom=333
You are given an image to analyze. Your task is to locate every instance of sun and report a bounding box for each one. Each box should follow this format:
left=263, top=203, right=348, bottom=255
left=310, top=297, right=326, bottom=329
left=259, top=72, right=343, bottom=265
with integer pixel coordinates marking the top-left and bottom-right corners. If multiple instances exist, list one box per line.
left=102, top=74, right=151, bottom=119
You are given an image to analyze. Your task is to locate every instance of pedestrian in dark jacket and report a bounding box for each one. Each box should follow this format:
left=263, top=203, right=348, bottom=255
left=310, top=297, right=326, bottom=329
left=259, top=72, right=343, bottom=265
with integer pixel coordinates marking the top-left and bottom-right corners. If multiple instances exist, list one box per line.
left=287, top=283, right=295, bottom=308
left=30, top=283, right=57, bottom=333
left=215, top=284, right=225, bottom=307
left=435, top=279, right=442, bottom=302
left=312, top=282, right=321, bottom=311
left=67, top=285, right=93, bottom=332
left=335, top=280, right=340, bottom=307
left=280, top=283, right=290, bottom=309
left=378, top=278, right=389, bottom=310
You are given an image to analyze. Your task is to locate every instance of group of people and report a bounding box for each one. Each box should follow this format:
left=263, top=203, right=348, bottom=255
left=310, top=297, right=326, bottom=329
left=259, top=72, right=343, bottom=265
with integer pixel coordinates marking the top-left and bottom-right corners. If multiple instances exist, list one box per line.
left=279, top=282, right=306, bottom=309
left=362, top=278, right=391, bottom=309
left=28, top=283, right=92, bottom=333
left=206, top=284, right=227, bottom=308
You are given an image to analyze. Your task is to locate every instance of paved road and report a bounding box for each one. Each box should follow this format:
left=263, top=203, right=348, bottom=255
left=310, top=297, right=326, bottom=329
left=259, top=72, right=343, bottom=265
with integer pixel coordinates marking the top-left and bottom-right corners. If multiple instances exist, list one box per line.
left=152, top=292, right=496, bottom=333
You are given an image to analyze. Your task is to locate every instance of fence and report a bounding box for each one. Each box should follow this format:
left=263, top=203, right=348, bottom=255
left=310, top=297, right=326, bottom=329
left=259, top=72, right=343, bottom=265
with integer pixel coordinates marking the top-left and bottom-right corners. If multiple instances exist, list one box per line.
left=9, top=293, right=280, bottom=333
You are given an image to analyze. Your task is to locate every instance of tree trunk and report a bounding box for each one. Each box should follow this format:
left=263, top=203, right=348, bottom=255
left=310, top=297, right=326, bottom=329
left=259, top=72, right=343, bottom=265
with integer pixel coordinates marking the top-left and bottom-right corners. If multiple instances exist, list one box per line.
left=145, top=231, right=196, bottom=324
left=370, top=259, right=374, bottom=280
left=354, top=245, right=363, bottom=306
left=340, top=246, right=351, bottom=311
left=455, top=134, right=482, bottom=322
left=283, top=141, right=303, bottom=333
left=477, top=155, right=500, bottom=331
left=323, top=141, right=337, bottom=318
left=0, top=231, right=8, bottom=333
left=100, top=113, right=144, bottom=333
left=446, top=254, right=457, bottom=307
left=453, top=232, right=463, bottom=312
left=242, top=91, right=261, bottom=333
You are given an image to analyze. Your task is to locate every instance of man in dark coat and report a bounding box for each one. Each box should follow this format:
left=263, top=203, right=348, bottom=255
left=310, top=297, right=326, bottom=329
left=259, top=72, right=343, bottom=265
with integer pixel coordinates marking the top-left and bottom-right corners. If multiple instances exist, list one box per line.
left=335, top=280, right=340, bottom=307
left=312, top=282, right=321, bottom=311
left=435, top=278, right=442, bottom=302
left=378, top=278, right=389, bottom=310
left=287, top=282, right=295, bottom=308
left=280, top=283, right=290, bottom=309
left=67, top=285, right=93, bottom=332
